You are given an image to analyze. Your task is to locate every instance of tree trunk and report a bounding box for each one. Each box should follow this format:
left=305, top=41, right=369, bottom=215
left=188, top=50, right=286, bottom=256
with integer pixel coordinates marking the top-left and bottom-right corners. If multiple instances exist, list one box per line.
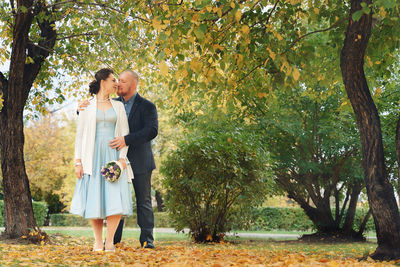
left=342, top=183, right=361, bottom=233
left=340, top=0, right=400, bottom=260
left=358, top=208, right=372, bottom=236
left=0, top=0, right=37, bottom=239
left=0, top=0, right=56, bottom=240
left=287, top=191, right=338, bottom=233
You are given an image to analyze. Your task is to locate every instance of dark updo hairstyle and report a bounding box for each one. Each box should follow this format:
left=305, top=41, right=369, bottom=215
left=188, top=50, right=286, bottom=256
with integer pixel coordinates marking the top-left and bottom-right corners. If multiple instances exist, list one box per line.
left=89, top=68, right=114, bottom=95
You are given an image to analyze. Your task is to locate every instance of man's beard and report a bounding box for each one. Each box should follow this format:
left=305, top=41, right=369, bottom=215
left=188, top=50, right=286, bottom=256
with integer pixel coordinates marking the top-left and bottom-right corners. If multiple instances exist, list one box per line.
left=117, top=89, right=124, bottom=97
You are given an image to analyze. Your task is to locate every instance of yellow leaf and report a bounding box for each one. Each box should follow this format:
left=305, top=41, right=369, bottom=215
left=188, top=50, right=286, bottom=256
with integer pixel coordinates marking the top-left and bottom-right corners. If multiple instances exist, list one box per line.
left=164, top=48, right=171, bottom=56
left=290, top=0, right=299, bottom=4
left=375, top=87, right=382, bottom=96
left=292, top=68, right=300, bottom=81
left=158, top=61, right=169, bottom=76
left=181, top=69, right=188, bottom=78
left=236, top=54, right=243, bottom=64
left=366, top=56, right=373, bottom=67
left=191, top=14, right=199, bottom=23
left=257, top=92, right=267, bottom=98
left=267, top=48, right=276, bottom=60
left=379, top=7, right=387, bottom=18
left=213, top=44, right=224, bottom=51
left=152, top=18, right=162, bottom=31
left=241, top=25, right=250, bottom=35
left=276, top=33, right=283, bottom=41
left=280, top=61, right=288, bottom=72
left=227, top=137, right=232, bottom=142
left=314, top=8, right=319, bottom=14
left=235, top=10, right=242, bottom=23
left=190, top=58, right=202, bottom=73
left=217, top=8, right=222, bottom=17
left=206, top=234, right=213, bottom=241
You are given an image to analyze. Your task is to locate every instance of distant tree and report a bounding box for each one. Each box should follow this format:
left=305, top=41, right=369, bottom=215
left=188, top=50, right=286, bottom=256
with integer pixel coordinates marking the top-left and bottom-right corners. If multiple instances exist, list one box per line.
left=257, top=85, right=369, bottom=239
left=24, top=115, right=75, bottom=214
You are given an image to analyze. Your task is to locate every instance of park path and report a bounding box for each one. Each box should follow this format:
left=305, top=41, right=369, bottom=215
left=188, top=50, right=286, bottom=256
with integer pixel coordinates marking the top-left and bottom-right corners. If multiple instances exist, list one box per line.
left=0, top=227, right=377, bottom=240
left=41, top=227, right=376, bottom=240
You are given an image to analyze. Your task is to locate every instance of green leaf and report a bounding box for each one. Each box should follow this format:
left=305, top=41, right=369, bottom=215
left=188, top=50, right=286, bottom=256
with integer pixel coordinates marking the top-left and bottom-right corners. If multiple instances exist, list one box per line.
left=378, top=0, right=396, bottom=9
left=352, top=10, right=363, bottom=21
left=194, top=27, right=205, bottom=40
left=20, top=6, right=28, bottom=13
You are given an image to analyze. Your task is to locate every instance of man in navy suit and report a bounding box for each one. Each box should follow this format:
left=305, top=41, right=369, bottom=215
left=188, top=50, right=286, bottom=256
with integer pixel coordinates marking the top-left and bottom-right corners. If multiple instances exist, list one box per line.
left=108, top=70, right=158, bottom=248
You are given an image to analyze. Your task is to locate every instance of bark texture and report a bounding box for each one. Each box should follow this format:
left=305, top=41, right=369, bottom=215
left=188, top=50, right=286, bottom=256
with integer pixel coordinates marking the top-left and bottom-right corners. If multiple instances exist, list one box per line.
left=0, top=0, right=56, bottom=239
left=340, top=0, right=400, bottom=260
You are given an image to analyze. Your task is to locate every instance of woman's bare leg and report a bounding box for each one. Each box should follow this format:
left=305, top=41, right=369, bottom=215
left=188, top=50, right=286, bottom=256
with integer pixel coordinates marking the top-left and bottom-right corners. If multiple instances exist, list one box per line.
left=105, top=215, right=122, bottom=250
left=91, top=219, right=104, bottom=250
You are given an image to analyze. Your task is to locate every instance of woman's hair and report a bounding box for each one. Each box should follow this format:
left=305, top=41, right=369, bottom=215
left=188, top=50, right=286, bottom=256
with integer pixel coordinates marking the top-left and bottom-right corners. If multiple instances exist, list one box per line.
left=89, top=68, right=114, bottom=95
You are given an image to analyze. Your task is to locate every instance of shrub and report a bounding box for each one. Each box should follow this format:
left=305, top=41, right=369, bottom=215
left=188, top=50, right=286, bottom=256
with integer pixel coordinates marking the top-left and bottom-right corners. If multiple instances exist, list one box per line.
left=0, top=200, right=3, bottom=226
left=0, top=200, right=48, bottom=226
left=161, top=127, right=270, bottom=242
left=124, top=212, right=172, bottom=228
left=49, top=212, right=172, bottom=228
left=33, top=201, right=48, bottom=227
left=231, top=207, right=375, bottom=232
left=50, top=213, right=90, bottom=226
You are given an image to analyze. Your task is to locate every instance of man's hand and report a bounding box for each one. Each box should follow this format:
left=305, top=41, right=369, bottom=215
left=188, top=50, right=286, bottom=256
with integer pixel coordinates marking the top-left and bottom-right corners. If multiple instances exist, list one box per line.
left=78, top=100, right=90, bottom=112
left=110, top=136, right=127, bottom=151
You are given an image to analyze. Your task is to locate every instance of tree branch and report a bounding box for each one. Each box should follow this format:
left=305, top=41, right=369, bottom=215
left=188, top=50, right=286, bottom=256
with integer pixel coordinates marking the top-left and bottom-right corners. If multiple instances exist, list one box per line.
left=281, top=16, right=348, bottom=55
left=23, top=2, right=57, bottom=101
left=55, top=32, right=106, bottom=41
left=237, top=16, right=347, bottom=85
left=250, top=0, right=279, bottom=29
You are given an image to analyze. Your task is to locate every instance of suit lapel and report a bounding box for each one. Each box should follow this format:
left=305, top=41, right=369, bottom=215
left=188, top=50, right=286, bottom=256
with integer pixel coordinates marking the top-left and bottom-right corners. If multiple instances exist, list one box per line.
left=128, top=93, right=141, bottom=121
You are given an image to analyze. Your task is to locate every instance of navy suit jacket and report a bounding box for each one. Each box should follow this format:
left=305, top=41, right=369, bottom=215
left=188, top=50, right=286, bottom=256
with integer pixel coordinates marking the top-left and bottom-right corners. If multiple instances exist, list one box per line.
left=117, top=94, right=158, bottom=175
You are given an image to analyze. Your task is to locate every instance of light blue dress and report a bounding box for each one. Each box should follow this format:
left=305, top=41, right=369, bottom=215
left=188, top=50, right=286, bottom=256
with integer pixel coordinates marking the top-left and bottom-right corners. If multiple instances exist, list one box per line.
left=70, top=107, right=133, bottom=219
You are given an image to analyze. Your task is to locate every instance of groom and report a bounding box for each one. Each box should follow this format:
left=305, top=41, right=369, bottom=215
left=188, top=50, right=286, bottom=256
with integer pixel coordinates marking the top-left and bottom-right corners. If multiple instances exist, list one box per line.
left=110, top=70, right=158, bottom=248
left=79, top=70, right=158, bottom=248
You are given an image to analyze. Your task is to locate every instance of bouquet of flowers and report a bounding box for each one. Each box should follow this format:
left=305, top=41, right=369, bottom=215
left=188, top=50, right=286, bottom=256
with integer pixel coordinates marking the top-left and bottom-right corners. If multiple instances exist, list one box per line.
left=100, top=160, right=123, bottom=182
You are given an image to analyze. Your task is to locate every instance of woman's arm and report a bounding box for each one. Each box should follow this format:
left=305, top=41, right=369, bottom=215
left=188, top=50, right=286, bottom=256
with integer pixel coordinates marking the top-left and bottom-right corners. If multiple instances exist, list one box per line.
left=74, top=109, right=85, bottom=178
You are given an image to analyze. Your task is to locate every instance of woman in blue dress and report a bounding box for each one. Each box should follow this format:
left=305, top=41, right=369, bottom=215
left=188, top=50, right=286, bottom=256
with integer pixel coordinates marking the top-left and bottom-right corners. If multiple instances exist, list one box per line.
left=70, top=68, right=133, bottom=252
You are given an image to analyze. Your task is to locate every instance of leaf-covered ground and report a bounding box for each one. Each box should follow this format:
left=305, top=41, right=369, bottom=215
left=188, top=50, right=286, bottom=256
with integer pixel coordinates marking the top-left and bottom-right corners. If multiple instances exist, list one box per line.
left=0, top=235, right=398, bottom=266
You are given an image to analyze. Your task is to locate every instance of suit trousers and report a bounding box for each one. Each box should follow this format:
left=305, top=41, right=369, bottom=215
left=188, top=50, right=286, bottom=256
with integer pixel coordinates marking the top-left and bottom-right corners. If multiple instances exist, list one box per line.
left=114, top=171, right=154, bottom=245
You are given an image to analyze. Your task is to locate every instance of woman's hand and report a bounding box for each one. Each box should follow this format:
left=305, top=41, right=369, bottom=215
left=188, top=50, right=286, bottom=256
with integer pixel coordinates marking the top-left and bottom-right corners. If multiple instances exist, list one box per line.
left=118, top=159, right=127, bottom=170
left=75, top=165, right=83, bottom=179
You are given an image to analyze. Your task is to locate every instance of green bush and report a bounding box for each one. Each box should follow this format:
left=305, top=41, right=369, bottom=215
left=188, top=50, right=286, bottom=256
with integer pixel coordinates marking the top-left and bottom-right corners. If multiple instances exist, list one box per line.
left=0, top=200, right=47, bottom=226
left=161, top=127, right=270, bottom=242
left=124, top=212, right=172, bottom=228
left=0, top=200, right=3, bottom=226
left=44, top=208, right=375, bottom=233
left=49, top=212, right=172, bottom=228
left=50, top=213, right=90, bottom=226
left=231, top=207, right=375, bottom=232
left=33, top=201, right=48, bottom=226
